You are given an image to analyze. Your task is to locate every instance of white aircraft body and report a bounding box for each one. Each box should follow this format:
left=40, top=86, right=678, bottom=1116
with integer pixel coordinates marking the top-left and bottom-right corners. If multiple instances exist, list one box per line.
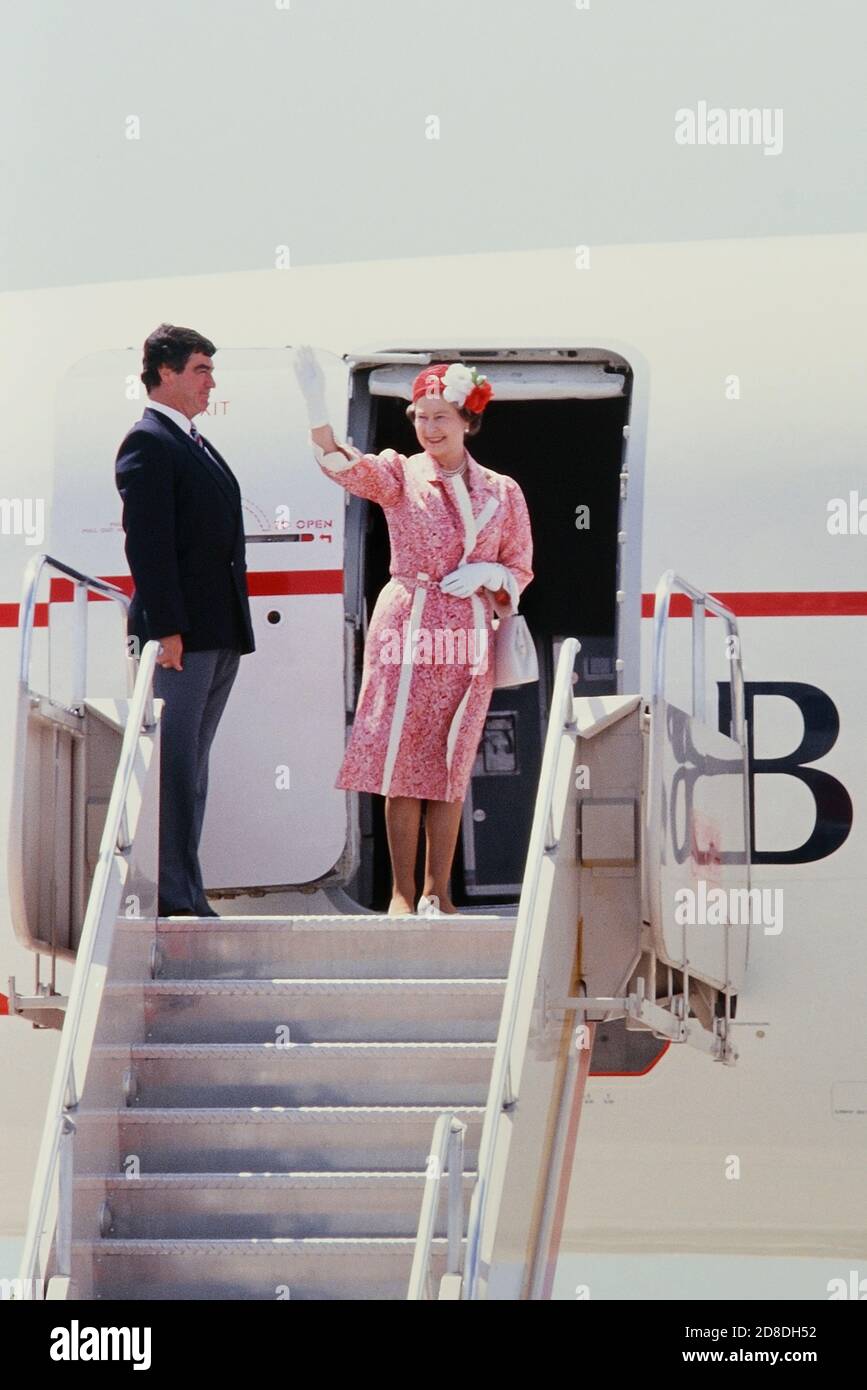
left=0, top=232, right=864, bottom=1298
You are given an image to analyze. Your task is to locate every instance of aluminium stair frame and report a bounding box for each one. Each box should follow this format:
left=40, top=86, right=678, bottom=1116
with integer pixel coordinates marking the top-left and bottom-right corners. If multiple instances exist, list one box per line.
left=11, top=557, right=752, bottom=1300
left=413, top=573, right=753, bottom=1297
left=7, top=553, right=137, bottom=1016
left=16, top=636, right=162, bottom=1296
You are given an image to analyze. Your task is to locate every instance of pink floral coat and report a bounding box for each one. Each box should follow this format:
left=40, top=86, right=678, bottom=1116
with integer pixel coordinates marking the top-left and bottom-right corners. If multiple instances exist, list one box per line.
left=312, top=433, right=534, bottom=802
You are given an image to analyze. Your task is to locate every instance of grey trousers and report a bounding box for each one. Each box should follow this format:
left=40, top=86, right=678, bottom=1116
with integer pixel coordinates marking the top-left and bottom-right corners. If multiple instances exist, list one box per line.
left=153, top=648, right=241, bottom=915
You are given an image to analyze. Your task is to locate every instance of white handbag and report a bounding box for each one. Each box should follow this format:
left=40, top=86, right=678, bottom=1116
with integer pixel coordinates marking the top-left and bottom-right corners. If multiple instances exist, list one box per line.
left=493, top=611, right=539, bottom=688
left=451, top=484, right=538, bottom=689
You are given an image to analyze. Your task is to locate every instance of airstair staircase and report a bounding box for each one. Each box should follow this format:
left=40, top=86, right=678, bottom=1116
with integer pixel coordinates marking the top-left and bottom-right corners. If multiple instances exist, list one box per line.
left=6, top=557, right=752, bottom=1301
left=68, top=911, right=512, bottom=1300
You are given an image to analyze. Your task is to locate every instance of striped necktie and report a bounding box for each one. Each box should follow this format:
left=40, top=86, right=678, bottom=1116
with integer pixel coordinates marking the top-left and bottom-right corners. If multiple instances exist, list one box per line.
left=189, top=422, right=234, bottom=486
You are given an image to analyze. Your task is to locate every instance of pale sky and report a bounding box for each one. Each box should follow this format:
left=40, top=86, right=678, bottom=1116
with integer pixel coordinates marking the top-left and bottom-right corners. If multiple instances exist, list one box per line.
left=1, top=0, right=864, bottom=290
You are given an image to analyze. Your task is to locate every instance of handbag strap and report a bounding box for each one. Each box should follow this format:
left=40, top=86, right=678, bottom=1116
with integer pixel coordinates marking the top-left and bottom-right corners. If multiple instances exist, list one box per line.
left=451, top=479, right=500, bottom=566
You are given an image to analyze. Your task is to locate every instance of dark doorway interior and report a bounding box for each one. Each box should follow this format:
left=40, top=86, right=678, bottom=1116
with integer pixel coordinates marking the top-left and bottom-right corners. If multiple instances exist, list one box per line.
left=353, top=385, right=628, bottom=911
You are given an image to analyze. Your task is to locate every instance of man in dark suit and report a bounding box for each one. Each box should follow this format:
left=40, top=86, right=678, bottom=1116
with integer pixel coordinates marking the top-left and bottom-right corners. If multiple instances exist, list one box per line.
left=115, top=323, right=255, bottom=917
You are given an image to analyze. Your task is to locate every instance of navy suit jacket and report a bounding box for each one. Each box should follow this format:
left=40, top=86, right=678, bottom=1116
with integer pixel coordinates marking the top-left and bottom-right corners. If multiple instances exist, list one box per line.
left=115, top=406, right=255, bottom=655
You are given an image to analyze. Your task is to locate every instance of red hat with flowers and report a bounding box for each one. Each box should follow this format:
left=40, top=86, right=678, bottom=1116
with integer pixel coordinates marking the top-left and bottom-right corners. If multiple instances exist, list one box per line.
left=411, top=363, right=494, bottom=414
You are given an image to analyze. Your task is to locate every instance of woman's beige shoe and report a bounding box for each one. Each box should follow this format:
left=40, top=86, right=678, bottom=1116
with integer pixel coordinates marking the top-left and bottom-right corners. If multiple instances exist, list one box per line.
left=416, top=893, right=441, bottom=917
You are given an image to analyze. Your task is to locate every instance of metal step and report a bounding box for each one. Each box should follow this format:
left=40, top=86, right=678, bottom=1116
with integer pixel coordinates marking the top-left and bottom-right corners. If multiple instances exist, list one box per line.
left=75, top=1171, right=478, bottom=1239
left=100, top=979, right=506, bottom=1043
left=73, top=1105, right=486, bottom=1172
left=62, top=909, right=513, bottom=1298
left=87, top=1041, right=496, bottom=1106
left=110, top=915, right=515, bottom=981
left=72, top=1236, right=460, bottom=1300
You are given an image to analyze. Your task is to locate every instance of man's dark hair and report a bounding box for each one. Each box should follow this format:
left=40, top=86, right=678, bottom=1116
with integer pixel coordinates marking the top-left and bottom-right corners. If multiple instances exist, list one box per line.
left=141, top=323, right=217, bottom=392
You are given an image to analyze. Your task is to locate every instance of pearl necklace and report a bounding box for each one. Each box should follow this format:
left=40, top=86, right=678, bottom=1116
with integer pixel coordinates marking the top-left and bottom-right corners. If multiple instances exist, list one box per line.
left=438, top=448, right=468, bottom=479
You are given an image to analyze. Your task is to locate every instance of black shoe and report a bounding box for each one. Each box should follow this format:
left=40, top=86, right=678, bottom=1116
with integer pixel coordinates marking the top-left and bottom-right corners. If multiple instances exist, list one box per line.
left=158, top=904, right=198, bottom=917
left=196, top=906, right=221, bottom=919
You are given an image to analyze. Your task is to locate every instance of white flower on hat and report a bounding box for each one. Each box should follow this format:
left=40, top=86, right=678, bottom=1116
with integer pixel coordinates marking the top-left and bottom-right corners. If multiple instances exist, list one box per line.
left=441, top=363, right=486, bottom=408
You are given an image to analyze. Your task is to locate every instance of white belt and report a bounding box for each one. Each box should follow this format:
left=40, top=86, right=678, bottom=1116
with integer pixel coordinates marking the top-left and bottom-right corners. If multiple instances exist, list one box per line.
left=380, top=571, right=488, bottom=798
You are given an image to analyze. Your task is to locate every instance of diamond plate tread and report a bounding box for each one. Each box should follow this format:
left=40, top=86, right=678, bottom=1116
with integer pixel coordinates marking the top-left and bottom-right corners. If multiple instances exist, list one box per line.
left=75, top=1237, right=458, bottom=1254
left=75, top=1171, right=478, bottom=1189
left=77, top=1105, right=486, bottom=1123
left=105, top=979, right=507, bottom=994
left=116, top=914, right=513, bottom=930
left=92, top=1041, right=497, bottom=1057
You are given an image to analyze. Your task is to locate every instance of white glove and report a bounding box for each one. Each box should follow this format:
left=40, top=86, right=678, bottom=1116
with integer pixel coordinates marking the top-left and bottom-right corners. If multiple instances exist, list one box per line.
left=292, top=344, right=329, bottom=428
left=439, top=561, right=509, bottom=598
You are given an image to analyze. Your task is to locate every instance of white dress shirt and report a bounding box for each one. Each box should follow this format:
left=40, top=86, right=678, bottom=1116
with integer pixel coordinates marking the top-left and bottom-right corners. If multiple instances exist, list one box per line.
left=146, top=399, right=224, bottom=469
left=146, top=399, right=198, bottom=436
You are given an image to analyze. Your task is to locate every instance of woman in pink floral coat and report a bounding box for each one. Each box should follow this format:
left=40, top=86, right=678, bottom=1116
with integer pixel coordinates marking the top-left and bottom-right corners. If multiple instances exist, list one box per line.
left=294, top=348, right=534, bottom=917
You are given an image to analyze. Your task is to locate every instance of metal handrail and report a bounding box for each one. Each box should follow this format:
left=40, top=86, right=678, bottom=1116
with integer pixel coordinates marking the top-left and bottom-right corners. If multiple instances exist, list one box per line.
left=651, top=570, right=746, bottom=747
left=407, top=1113, right=466, bottom=1299
left=648, top=570, right=752, bottom=996
left=8, top=554, right=137, bottom=967
left=17, top=552, right=134, bottom=699
left=462, top=636, right=581, bottom=1300
left=17, top=637, right=161, bottom=1295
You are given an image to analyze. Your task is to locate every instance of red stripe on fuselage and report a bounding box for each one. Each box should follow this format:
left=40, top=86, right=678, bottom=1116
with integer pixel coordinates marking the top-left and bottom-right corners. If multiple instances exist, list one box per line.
left=0, top=584, right=864, bottom=627
left=641, top=591, right=867, bottom=617
left=0, top=571, right=347, bottom=626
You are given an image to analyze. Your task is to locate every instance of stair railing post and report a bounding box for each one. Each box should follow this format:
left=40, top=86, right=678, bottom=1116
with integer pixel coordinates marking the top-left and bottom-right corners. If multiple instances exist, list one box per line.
left=446, top=1118, right=465, bottom=1276
left=55, top=1113, right=76, bottom=1278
